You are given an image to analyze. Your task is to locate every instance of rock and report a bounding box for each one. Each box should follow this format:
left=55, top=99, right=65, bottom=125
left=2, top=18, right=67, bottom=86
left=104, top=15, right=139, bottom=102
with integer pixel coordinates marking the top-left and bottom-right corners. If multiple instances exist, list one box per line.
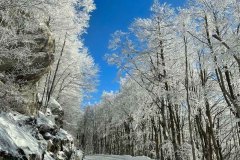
left=37, top=111, right=55, bottom=128
left=38, top=124, right=53, bottom=134
left=0, top=4, right=82, bottom=160
left=35, top=133, right=44, bottom=140
left=56, top=151, right=67, bottom=160
left=43, top=132, right=53, bottom=140
left=57, top=129, right=73, bottom=141
left=0, top=18, right=55, bottom=83
left=0, top=113, right=44, bottom=159
left=43, top=152, right=55, bottom=160
left=0, top=112, right=83, bottom=160
left=0, top=7, right=55, bottom=114
left=47, top=140, right=54, bottom=151
left=48, top=98, right=63, bottom=115
left=48, top=97, right=64, bottom=127
left=46, top=108, right=52, bottom=116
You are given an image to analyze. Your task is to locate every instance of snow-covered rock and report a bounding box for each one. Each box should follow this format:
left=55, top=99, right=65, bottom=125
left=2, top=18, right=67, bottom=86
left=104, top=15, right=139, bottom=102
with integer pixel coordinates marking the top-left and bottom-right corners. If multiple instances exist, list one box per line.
left=0, top=7, right=55, bottom=115
left=0, top=5, right=81, bottom=160
left=37, top=93, right=64, bottom=127
left=0, top=111, right=83, bottom=160
left=0, top=113, right=43, bottom=159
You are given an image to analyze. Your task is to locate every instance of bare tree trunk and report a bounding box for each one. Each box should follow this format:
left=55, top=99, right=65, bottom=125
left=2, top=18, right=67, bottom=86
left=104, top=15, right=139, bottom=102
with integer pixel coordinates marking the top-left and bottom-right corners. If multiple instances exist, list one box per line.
left=151, top=117, right=160, bottom=159
left=46, top=33, right=67, bottom=106
left=184, top=35, right=196, bottom=160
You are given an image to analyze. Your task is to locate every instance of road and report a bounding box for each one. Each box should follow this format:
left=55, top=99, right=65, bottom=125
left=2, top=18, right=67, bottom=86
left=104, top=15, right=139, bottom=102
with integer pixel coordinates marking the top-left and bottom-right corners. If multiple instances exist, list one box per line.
left=84, top=155, right=152, bottom=160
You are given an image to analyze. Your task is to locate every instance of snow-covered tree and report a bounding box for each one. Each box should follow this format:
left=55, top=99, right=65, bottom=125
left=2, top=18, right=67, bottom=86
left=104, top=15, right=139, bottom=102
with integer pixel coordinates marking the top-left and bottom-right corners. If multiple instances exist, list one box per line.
left=80, top=1, right=240, bottom=159
left=35, top=0, right=98, bottom=138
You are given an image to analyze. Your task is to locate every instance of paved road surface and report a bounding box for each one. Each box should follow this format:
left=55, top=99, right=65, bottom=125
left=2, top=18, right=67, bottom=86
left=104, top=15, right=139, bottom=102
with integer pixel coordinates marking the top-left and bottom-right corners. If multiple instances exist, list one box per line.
left=84, top=155, right=152, bottom=160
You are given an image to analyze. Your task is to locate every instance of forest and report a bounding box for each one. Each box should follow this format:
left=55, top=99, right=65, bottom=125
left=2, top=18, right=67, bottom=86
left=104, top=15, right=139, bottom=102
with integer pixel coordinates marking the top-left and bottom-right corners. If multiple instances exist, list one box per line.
left=79, top=0, right=240, bottom=160
left=0, top=0, right=239, bottom=160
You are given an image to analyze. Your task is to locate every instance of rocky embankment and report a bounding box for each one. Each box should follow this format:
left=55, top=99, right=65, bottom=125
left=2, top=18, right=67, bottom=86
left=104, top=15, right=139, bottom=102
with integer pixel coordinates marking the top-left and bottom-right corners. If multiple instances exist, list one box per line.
left=0, top=99, right=83, bottom=160
left=0, top=7, right=83, bottom=160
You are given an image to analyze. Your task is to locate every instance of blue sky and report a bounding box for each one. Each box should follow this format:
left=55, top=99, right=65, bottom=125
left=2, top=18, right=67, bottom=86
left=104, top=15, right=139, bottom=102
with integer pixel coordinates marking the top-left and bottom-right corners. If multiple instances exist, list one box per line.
left=83, top=0, right=186, bottom=105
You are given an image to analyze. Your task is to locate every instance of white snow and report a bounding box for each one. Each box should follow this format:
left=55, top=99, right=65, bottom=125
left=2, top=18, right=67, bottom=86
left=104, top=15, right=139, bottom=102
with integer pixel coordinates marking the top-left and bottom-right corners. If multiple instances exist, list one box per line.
left=0, top=111, right=83, bottom=159
left=0, top=113, right=43, bottom=157
left=84, top=155, right=152, bottom=160
left=56, top=128, right=74, bottom=142
left=46, top=95, right=63, bottom=112
left=37, top=111, right=55, bottom=127
left=73, top=150, right=84, bottom=160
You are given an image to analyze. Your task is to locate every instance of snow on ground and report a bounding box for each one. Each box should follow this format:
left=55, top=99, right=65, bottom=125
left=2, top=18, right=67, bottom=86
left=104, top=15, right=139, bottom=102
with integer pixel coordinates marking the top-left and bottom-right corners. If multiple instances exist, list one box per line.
left=84, top=155, right=152, bottom=160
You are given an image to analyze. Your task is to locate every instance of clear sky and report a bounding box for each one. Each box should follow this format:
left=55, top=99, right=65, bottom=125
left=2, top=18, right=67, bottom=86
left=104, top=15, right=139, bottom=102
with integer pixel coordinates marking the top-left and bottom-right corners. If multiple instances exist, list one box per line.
left=83, top=0, right=186, bottom=105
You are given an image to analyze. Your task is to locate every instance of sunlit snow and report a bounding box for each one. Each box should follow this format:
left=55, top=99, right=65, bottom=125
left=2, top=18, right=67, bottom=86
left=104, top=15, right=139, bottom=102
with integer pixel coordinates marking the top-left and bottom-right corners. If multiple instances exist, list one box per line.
left=84, top=155, right=152, bottom=160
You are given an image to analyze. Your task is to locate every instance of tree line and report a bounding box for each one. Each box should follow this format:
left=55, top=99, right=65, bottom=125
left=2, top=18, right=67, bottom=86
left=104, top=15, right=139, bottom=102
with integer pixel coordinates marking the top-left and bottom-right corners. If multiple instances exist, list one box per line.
left=79, top=0, right=240, bottom=160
